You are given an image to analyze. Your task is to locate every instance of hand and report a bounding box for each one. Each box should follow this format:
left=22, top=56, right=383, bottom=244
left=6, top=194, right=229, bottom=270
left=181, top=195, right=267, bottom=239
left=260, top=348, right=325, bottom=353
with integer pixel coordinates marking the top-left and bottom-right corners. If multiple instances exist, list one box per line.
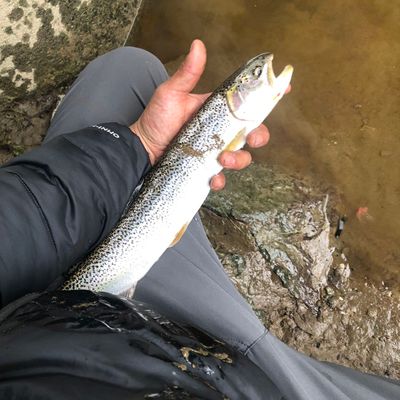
left=130, top=39, right=289, bottom=191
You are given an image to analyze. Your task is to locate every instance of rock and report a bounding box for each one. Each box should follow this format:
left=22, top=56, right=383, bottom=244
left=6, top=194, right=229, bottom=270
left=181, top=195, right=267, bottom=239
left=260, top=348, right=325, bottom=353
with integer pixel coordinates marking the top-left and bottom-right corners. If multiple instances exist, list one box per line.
left=0, top=0, right=143, bottom=150
left=202, top=163, right=336, bottom=312
left=330, top=261, right=351, bottom=288
left=200, top=163, right=400, bottom=379
left=0, top=0, right=142, bottom=102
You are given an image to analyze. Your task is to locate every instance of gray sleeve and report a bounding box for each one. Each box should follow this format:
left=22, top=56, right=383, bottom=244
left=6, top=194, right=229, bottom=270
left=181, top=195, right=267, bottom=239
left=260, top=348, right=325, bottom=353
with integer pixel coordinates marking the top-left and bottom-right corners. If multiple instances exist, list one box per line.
left=0, top=123, right=150, bottom=306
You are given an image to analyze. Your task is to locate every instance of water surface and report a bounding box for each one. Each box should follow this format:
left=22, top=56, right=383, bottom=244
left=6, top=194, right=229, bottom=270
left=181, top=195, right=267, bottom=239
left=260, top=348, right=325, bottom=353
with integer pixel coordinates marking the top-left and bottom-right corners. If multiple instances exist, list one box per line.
left=129, top=0, right=400, bottom=287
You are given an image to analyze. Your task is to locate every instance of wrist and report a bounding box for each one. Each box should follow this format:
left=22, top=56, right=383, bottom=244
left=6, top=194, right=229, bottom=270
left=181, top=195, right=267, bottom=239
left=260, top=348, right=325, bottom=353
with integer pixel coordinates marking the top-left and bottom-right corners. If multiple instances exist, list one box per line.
left=129, top=120, right=157, bottom=165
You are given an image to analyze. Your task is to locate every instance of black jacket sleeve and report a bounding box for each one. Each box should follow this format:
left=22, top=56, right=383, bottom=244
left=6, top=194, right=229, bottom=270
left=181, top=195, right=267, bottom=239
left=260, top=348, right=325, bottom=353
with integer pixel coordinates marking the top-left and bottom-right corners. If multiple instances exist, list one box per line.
left=0, top=123, right=151, bottom=306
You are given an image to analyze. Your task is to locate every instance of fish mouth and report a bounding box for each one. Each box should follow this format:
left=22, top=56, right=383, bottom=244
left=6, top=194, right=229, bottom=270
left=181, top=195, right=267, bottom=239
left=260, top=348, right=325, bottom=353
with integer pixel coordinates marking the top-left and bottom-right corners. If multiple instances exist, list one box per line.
left=226, top=54, right=293, bottom=121
left=265, top=55, right=293, bottom=98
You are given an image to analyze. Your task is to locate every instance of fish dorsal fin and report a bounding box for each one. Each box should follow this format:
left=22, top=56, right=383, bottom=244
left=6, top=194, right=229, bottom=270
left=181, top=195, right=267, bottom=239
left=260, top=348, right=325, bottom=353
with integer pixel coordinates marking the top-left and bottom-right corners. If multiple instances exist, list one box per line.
left=169, top=223, right=189, bottom=247
left=223, top=128, right=246, bottom=152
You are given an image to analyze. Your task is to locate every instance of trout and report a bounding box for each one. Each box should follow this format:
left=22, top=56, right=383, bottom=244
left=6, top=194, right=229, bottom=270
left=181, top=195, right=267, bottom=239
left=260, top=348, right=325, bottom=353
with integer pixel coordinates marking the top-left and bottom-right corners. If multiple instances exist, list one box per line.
left=62, top=53, right=293, bottom=295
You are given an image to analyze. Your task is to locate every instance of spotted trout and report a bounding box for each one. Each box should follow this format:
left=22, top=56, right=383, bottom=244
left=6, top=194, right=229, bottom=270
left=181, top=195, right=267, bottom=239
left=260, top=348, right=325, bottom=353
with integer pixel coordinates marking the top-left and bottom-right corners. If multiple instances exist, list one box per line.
left=62, top=53, right=293, bottom=295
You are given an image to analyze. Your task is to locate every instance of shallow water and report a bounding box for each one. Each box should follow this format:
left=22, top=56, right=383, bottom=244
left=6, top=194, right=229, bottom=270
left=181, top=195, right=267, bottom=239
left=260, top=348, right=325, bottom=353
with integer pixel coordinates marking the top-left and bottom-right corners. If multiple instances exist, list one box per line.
left=129, top=0, right=400, bottom=287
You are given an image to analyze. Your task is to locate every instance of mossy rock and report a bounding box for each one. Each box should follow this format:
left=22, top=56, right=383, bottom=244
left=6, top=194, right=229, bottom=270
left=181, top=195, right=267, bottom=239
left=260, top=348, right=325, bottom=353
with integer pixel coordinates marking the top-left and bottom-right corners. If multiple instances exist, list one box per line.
left=0, top=0, right=142, bottom=147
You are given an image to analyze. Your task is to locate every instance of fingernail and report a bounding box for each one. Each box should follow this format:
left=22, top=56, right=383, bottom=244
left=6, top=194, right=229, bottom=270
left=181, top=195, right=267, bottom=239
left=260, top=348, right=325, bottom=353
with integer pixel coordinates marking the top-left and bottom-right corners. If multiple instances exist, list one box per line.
left=190, top=40, right=196, bottom=51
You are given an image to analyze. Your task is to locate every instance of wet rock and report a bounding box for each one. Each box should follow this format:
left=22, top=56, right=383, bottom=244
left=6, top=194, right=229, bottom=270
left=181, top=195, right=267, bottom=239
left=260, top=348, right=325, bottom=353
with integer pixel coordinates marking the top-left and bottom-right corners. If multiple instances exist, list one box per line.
left=329, top=259, right=351, bottom=289
left=0, top=0, right=142, bottom=101
left=0, top=88, right=62, bottom=163
left=200, top=163, right=400, bottom=379
left=202, top=163, right=336, bottom=312
left=0, top=0, right=143, bottom=154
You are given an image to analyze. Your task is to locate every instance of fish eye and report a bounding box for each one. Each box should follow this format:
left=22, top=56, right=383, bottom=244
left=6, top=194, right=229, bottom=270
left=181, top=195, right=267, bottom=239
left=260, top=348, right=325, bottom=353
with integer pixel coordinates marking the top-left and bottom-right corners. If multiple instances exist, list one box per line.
left=253, top=66, right=262, bottom=77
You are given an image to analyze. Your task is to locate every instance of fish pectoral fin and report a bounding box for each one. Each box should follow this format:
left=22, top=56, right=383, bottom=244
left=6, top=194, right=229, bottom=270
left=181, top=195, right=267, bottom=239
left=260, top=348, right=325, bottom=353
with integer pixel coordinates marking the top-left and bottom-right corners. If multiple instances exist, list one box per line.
left=223, top=128, right=246, bottom=152
left=169, top=223, right=190, bottom=247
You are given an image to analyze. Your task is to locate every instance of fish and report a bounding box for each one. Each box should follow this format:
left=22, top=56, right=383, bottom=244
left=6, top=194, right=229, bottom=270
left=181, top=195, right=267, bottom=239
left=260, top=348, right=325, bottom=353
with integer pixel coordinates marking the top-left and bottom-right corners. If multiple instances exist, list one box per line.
left=61, top=53, right=293, bottom=295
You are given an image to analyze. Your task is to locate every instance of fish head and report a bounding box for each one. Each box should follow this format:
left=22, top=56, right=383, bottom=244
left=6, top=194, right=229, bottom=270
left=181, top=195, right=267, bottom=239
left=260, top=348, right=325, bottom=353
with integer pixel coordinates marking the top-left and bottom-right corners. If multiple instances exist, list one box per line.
left=226, top=53, right=293, bottom=121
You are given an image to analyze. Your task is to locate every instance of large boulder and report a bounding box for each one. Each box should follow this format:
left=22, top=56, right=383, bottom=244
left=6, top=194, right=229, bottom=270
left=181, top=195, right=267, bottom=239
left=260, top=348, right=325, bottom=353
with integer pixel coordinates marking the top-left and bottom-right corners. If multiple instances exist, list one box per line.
left=0, top=0, right=142, bottom=160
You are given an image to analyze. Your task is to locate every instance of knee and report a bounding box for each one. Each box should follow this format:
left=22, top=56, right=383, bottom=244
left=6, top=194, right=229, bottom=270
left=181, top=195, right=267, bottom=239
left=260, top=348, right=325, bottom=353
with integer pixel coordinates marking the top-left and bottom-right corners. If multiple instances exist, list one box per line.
left=101, top=47, right=168, bottom=80
left=110, top=46, right=161, bottom=63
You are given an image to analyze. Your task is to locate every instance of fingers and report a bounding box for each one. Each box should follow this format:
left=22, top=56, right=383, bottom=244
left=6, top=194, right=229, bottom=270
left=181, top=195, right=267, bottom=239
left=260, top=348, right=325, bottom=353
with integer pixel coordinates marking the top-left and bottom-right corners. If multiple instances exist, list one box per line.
left=211, top=150, right=252, bottom=191
left=246, top=124, right=270, bottom=148
left=210, top=173, right=226, bottom=191
left=219, top=150, right=252, bottom=170
left=212, top=122, right=273, bottom=189
left=167, top=39, right=207, bottom=93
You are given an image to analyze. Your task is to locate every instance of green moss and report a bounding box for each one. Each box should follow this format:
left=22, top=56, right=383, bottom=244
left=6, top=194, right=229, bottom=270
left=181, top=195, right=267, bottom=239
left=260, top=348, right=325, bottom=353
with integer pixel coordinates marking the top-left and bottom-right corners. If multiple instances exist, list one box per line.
left=4, top=26, right=13, bottom=35
left=19, top=0, right=29, bottom=7
left=22, top=33, right=30, bottom=43
left=9, top=7, right=24, bottom=22
left=11, top=144, right=26, bottom=156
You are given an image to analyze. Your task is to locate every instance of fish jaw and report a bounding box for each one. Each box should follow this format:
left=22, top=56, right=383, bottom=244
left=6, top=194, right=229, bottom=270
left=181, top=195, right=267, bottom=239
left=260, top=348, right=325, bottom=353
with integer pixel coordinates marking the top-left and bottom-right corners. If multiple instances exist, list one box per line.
left=226, top=53, right=293, bottom=122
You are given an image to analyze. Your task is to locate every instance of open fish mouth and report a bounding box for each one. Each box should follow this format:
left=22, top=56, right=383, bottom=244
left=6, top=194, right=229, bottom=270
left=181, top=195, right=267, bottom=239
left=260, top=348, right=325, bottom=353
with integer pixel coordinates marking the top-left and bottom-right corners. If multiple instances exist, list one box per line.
left=265, top=55, right=293, bottom=99
left=227, top=53, right=293, bottom=121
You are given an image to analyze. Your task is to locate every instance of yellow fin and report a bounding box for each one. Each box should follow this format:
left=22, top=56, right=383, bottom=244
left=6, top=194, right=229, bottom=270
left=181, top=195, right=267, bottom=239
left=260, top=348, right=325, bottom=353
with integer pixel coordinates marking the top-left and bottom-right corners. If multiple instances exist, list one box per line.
left=169, top=223, right=189, bottom=247
left=223, top=128, right=246, bottom=152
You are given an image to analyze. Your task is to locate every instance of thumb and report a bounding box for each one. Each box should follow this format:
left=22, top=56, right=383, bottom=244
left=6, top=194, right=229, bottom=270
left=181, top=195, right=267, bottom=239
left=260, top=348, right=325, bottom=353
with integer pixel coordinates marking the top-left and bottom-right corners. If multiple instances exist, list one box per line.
left=167, top=39, right=206, bottom=93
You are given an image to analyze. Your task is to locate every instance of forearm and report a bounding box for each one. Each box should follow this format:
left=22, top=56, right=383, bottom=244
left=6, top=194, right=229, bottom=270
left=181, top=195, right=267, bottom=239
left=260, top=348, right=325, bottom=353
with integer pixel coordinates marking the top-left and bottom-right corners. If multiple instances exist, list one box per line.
left=0, top=123, right=151, bottom=306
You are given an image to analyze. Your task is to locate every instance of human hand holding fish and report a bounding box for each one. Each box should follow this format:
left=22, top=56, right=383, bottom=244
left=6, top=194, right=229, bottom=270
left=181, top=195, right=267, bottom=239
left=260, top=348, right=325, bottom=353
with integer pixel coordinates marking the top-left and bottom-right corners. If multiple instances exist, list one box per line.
left=62, top=43, right=293, bottom=294
left=130, top=39, right=290, bottom=191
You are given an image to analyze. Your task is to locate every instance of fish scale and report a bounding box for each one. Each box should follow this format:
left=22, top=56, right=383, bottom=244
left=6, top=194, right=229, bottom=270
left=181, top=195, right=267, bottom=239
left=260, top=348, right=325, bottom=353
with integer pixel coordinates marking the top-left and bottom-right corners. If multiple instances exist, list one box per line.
left=62, top=53, right=293, bottom=295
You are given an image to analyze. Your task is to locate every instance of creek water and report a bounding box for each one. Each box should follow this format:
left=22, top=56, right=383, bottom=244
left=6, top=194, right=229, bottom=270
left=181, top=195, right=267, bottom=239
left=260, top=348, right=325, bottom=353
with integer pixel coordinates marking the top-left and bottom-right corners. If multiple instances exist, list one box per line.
left=129, top=0, right=400, bottom=289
